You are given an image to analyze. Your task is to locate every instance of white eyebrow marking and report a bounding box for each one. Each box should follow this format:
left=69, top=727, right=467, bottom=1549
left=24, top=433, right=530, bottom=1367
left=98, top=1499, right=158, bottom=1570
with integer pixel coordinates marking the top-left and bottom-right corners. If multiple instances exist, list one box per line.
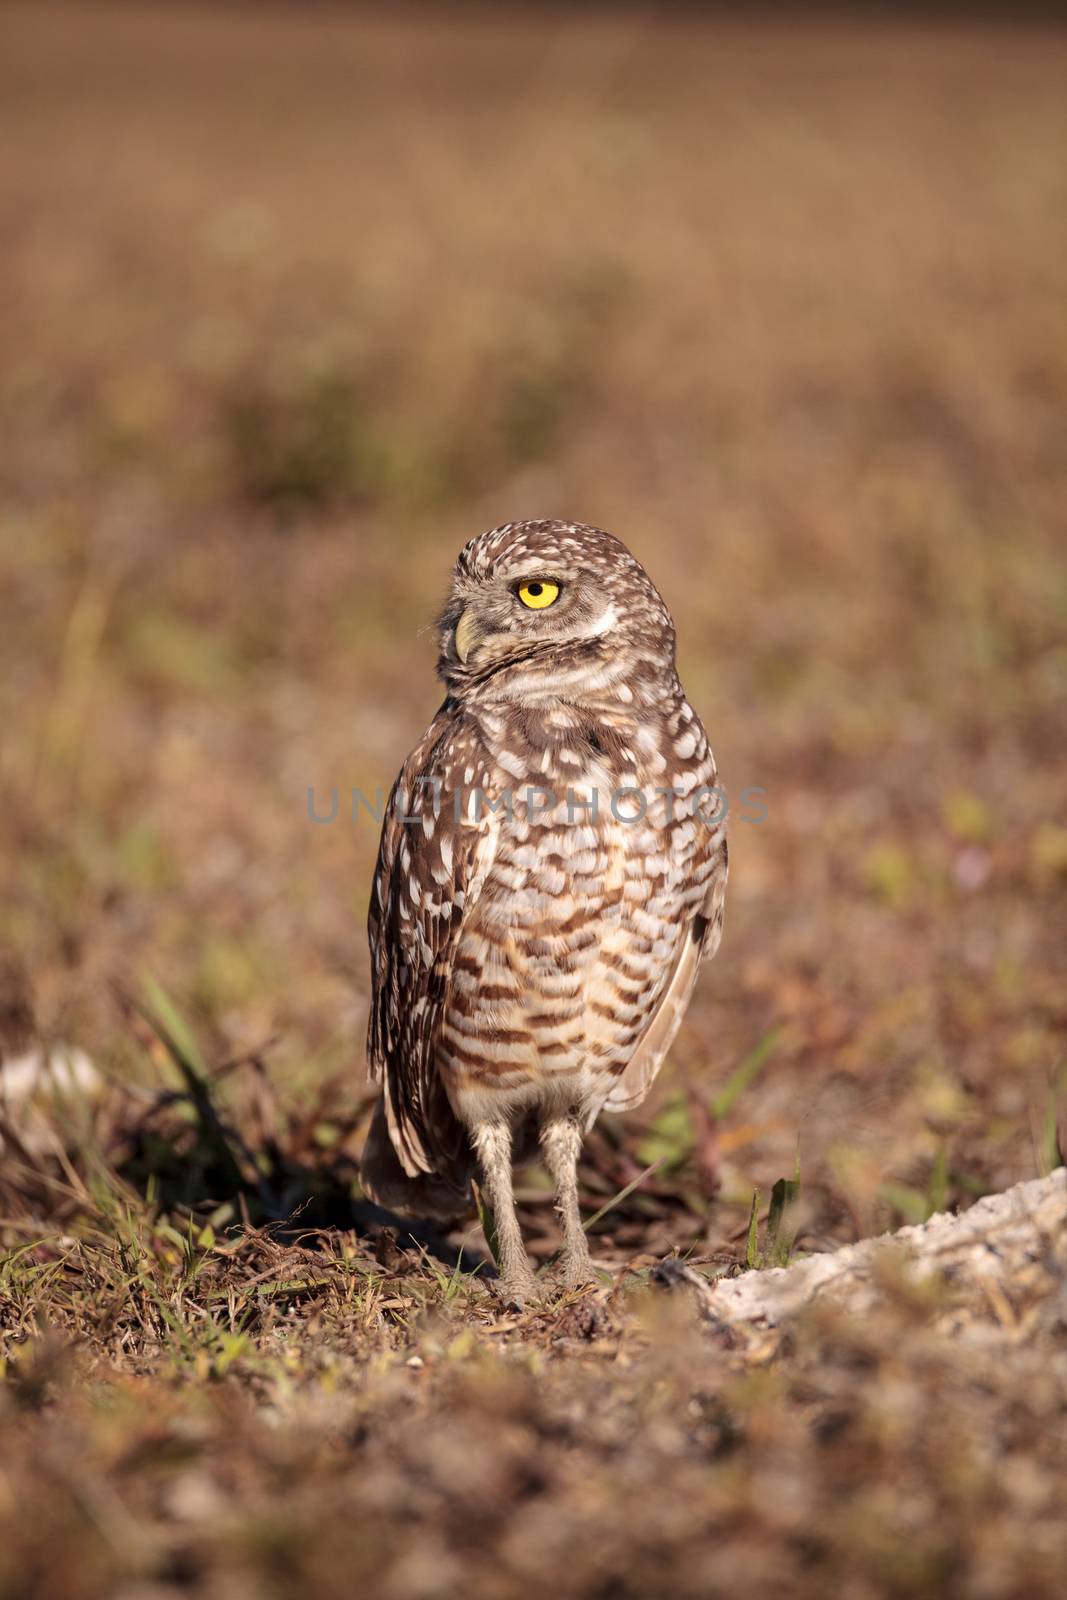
left=588, top=603, right=618, bottom=637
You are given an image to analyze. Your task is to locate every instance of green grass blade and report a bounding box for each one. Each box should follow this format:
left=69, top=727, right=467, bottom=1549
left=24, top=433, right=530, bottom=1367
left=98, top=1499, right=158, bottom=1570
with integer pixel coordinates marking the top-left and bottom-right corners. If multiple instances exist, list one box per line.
left=746, top=1187, right=762, bottom=1270
left=712, top=1027, right=780, bottom=1119
left=135, top=974, right=248, bottom=1194
left=582, top=1156, right=666, bottom=1235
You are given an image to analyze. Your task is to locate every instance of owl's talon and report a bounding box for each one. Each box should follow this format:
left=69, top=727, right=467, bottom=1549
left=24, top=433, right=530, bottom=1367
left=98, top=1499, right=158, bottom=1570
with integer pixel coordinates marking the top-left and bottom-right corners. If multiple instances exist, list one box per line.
left=563, top=1266, right=599, bottom=1294
left=554, top=1249, right=599, bottom=1294
left=496, top=1272, right=538, bottom=1312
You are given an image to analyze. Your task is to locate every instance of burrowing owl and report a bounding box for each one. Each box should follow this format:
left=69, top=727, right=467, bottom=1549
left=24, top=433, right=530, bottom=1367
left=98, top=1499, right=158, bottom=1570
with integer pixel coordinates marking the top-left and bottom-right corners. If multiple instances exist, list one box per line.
left=360, top=520, right=727, bottom=1304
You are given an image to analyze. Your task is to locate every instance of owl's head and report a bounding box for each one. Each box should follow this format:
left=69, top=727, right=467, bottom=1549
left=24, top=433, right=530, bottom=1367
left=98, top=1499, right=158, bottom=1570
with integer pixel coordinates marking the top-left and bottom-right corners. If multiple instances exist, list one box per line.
left=437, top=519, right=674, bottom=698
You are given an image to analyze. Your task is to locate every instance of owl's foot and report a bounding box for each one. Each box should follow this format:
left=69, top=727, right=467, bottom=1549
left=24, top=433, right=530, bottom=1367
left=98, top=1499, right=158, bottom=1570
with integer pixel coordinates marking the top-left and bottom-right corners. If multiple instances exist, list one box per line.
left=556, top=1242, right=598, bottom=1294
left=473, top=1121, right=539, bottom=1311
left=539, top=1116, right=599, bottom=1296
left=495, top=1265, right=539, bottom=1312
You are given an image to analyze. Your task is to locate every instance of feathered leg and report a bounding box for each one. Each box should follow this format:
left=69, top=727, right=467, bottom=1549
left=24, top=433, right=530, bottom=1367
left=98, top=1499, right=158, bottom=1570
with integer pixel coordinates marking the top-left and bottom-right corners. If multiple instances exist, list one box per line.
left=472, top=1121, right=536, bottom=1308
left=541, top=1115, right=595, bottom=1290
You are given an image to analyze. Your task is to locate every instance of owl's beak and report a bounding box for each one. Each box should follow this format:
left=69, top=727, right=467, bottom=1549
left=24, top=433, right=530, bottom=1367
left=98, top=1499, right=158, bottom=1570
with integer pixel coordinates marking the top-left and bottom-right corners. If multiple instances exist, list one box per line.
left=454, top=609, right=481, bottom=664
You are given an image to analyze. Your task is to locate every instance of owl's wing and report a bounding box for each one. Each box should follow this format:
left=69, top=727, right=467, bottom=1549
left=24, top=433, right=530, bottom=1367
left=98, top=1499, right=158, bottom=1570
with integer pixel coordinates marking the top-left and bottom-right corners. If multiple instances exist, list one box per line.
left=603, top=840, right=728, bottom=1115
left=365, top=707, right=498, bottom=1190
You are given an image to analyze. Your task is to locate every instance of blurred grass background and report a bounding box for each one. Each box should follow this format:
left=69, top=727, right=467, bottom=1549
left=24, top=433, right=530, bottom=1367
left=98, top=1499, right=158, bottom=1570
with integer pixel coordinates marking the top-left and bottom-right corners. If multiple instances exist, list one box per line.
left=1, top=1, right=1066, bottom=1244
left=3, top=8, right=1067, bottom=1599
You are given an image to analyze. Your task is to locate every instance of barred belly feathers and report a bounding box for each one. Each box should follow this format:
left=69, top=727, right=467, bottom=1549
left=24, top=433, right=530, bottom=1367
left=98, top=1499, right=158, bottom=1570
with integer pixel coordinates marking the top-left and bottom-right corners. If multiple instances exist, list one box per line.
left=360, top=520, right=727, bottom=1304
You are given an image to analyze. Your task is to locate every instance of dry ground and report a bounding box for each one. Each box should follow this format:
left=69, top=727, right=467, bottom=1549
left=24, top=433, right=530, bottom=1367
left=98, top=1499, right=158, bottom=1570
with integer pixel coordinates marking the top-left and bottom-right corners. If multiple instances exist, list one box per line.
left=1, top=5, right=1066, bottom=1598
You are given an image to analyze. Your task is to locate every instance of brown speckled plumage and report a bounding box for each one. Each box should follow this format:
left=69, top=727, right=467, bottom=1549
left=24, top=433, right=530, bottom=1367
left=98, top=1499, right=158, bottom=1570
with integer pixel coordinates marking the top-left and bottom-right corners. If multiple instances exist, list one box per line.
left=361, top=520, right=727, bottom=1302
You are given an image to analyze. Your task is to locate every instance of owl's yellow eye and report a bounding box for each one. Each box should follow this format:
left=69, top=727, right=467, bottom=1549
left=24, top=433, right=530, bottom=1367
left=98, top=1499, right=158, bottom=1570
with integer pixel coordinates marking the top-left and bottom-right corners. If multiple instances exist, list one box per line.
left=517, top=580, right=560, bottom=610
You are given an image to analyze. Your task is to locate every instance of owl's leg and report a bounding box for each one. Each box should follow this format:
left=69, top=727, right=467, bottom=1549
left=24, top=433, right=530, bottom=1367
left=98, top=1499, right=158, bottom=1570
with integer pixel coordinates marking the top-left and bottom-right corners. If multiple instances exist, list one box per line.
left=540, top=1115, right=595, bottom=1291
left=472, top=1121, right=536, bottom=1308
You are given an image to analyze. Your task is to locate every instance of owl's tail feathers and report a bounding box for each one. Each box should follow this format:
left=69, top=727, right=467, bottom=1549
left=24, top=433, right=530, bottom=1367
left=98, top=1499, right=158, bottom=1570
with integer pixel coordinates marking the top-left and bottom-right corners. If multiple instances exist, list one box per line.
left=359, top=1093, right=474, bottom=1223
